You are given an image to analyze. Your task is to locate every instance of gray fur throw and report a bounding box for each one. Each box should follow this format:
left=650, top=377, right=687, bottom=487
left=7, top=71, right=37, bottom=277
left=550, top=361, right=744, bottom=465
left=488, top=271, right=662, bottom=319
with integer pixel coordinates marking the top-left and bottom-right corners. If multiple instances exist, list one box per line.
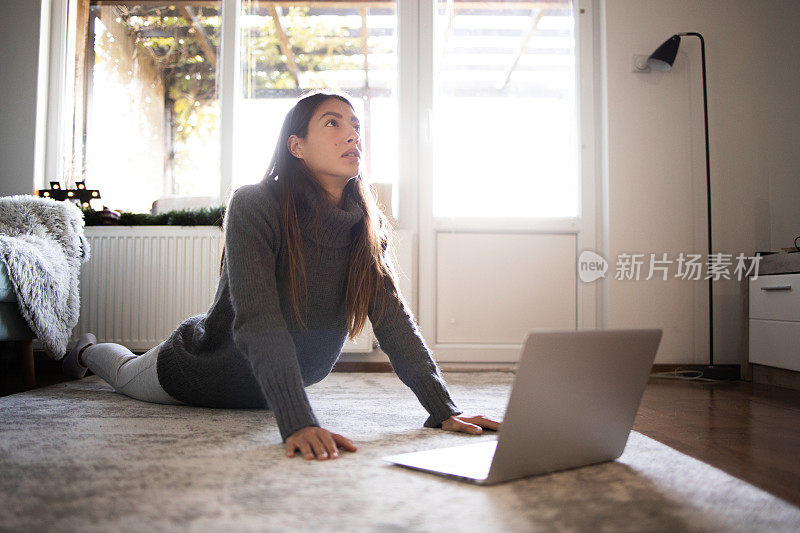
left=0, top=195, right=90, bottom=360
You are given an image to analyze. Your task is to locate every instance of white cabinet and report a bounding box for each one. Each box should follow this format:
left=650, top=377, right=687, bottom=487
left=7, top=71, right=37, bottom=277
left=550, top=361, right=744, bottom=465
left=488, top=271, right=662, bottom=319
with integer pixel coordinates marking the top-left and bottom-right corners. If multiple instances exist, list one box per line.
left=749, top=273, right=800, bottom=372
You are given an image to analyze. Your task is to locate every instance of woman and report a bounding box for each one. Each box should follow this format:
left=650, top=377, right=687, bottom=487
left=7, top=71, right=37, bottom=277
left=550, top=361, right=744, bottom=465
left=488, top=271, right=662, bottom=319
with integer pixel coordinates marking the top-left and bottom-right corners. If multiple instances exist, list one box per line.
left=63, top=89, right=501, bottom=461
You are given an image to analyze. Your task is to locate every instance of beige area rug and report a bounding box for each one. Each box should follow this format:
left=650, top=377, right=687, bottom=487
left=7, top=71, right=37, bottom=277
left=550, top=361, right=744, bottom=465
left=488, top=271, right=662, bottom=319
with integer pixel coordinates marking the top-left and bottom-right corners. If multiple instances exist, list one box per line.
left=1, top=371, right=798, bottom=532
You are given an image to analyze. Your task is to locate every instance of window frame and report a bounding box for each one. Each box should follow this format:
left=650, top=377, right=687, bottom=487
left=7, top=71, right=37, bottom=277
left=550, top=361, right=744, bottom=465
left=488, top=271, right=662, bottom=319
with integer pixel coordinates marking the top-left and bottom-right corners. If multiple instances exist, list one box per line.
left=43, top=0, right=598, bottom=239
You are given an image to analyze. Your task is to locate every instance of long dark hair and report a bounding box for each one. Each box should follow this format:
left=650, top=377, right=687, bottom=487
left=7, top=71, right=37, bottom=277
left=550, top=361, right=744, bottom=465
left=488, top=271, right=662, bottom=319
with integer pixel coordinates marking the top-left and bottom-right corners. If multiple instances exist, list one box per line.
left=220, top=90, right=400, bottom=340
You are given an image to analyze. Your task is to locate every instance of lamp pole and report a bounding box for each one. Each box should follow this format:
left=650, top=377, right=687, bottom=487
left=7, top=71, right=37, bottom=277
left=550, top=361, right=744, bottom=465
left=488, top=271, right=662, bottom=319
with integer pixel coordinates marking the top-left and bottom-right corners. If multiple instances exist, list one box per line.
left=678, top=32, right=714, bottom=367
left=645, top=32, right=717, bottom=369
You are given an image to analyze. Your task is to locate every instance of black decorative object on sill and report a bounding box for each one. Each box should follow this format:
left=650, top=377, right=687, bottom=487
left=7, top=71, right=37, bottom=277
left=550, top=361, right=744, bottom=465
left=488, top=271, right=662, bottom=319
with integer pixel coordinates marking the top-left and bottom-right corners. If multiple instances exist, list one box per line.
left=37, top=180, right=101, bottom=209
left=37, top=179, right=225, bottom=226
left=100, top=206, right=121, bottom=225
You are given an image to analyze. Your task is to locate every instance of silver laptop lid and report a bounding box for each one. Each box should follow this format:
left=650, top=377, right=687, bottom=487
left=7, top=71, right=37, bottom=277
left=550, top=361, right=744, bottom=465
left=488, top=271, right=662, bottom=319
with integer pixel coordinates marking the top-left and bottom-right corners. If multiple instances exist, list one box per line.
left=485, top=328, right=662, bottom=484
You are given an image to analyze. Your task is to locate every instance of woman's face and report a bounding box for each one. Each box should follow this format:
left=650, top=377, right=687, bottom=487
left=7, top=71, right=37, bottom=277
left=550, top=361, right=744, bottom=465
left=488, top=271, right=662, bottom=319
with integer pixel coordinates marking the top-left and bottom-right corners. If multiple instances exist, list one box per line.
left=288, top=98, right=362, bottom=187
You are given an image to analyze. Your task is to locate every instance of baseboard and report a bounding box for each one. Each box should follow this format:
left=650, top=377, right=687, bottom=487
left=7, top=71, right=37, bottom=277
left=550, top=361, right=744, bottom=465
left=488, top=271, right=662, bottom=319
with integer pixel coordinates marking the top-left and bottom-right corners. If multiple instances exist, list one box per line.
left=14, top=349, right=743, bottom=378
left=335, top=363, right=742, bottom=374
left=331, top=362, right=391, bottom=372
left=331, top=362, right=518, bottom=373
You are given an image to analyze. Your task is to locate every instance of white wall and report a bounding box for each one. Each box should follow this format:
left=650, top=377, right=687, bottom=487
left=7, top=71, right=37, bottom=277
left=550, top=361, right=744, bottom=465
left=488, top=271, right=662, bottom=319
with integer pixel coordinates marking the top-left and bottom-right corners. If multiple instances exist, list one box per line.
left=0, top=0, right=48, bottom=197
left=600, top=0, right=800, bottom=363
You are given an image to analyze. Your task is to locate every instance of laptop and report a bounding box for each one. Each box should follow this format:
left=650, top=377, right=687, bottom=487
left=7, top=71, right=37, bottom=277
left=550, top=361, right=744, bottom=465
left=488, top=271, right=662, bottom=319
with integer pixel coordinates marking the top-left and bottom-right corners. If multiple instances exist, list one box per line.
left=382, top=328, right=663, bottom=485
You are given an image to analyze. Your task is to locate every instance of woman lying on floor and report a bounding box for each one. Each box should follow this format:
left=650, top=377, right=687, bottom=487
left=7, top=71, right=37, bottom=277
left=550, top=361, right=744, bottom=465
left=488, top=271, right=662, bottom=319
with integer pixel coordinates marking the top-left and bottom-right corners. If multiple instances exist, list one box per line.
left=63, top=89, right=501, bottom=461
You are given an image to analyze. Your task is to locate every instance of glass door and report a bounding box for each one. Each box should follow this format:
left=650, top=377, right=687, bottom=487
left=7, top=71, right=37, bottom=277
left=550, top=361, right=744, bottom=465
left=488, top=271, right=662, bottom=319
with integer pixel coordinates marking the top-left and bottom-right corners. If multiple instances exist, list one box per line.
left=418, top=0, right=592, bottom=363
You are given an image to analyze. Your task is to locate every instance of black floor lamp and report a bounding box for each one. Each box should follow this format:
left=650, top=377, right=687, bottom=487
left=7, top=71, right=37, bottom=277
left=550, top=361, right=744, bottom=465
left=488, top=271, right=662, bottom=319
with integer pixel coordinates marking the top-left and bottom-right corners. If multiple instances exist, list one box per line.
left=636, top=33, right=734, bottom=379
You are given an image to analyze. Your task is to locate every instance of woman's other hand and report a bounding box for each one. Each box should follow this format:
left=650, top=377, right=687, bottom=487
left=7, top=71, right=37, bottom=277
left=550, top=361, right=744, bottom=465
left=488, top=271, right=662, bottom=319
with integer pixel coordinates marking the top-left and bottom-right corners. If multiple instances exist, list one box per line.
left=441, top=414, right=502, bottom=435
left=285, top=426, right=357, bottom=460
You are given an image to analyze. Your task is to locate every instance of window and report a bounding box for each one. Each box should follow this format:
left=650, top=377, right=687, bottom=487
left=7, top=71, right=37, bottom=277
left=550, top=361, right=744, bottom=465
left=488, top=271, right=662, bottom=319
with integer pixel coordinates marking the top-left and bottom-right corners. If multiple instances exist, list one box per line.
left=57, top=0, right=579, bottom=221
left=67, top=2, right=222, bottom=214
left=432, top=0, right=578, bottom=218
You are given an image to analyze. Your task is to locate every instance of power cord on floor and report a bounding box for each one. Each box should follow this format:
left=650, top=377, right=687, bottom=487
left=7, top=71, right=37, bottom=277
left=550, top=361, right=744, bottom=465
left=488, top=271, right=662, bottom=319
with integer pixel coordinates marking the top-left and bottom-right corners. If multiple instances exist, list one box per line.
left=649, top=369, right=717, bottom=382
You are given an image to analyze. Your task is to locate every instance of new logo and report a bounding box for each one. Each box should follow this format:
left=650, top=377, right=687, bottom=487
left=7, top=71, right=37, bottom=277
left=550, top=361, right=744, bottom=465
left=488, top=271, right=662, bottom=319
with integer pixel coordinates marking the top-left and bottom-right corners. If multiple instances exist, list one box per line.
left=578, top=250, right=608, bottom=283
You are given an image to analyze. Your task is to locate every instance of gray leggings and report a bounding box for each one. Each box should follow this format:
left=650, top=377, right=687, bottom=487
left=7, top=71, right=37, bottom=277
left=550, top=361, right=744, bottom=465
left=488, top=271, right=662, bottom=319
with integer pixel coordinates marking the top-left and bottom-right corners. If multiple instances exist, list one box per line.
left=81, top=340, right=186, bottom=405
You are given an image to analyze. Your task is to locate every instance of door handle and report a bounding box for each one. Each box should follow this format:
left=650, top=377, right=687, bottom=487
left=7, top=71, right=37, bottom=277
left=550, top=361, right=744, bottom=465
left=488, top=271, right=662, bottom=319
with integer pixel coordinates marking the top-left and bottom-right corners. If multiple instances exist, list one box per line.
left=760, top=285, right=792, bottom=291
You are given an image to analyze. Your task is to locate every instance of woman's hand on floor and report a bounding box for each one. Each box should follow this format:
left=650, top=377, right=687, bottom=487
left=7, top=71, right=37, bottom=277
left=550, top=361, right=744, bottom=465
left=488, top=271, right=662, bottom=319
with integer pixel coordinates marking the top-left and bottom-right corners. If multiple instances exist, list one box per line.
left=285, top=426, right=357, bottom=460
left=441, top=414, right=502, bottom=435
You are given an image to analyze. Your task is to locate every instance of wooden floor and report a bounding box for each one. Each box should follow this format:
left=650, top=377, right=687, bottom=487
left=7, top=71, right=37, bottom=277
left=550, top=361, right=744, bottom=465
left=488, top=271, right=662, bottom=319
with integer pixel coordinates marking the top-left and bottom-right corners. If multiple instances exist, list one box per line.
left=633, top=378, right=800, bottom=508
left=2, top=352, right=799, bottom=508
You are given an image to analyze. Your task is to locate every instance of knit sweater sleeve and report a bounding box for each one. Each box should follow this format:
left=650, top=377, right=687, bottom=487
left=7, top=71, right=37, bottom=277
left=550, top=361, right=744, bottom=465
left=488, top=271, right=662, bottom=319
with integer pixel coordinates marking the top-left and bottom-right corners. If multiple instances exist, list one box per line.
left=368, top=243, right=463, bottom=429
left=225, top=187, right=320, bottom=442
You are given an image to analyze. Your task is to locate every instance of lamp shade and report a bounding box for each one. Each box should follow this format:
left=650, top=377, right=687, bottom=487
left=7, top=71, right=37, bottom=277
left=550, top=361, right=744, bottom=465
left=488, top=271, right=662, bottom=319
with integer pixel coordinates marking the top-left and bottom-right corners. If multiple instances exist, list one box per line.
left=648, top=34, right=681, bottom=71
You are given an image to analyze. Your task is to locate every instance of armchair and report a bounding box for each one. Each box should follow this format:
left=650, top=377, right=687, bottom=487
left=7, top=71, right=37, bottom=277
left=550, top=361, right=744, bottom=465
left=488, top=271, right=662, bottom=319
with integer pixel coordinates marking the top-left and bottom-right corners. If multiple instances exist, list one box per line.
left=0, top=262, right=37, bottom=388
left=0, top=194, right=91, bottom=389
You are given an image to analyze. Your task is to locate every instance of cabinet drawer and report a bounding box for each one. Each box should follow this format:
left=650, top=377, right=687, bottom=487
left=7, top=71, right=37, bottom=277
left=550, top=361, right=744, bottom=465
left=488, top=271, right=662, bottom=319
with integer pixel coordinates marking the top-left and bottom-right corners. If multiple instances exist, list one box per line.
left=749, top=273, right=800, bottom=321
left=749, top=319, right=800, bottom=372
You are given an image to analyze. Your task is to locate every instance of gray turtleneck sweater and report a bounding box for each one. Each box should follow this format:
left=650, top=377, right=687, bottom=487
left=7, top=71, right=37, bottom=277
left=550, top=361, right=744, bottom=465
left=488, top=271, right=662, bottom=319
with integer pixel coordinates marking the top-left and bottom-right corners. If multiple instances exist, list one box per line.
left=156, top=176, right=463, bottom=442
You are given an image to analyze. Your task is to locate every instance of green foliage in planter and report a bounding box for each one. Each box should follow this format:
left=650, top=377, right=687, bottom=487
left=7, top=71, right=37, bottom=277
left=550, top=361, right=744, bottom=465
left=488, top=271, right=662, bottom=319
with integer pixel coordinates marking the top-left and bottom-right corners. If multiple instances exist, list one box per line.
left=82, top=206, right=226, bottom=227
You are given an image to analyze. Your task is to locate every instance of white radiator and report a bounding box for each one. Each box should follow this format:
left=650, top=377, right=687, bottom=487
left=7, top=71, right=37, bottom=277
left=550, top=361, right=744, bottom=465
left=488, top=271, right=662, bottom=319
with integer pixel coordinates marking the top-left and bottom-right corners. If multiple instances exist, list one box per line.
left=51, top=226, right=374, bottom=353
